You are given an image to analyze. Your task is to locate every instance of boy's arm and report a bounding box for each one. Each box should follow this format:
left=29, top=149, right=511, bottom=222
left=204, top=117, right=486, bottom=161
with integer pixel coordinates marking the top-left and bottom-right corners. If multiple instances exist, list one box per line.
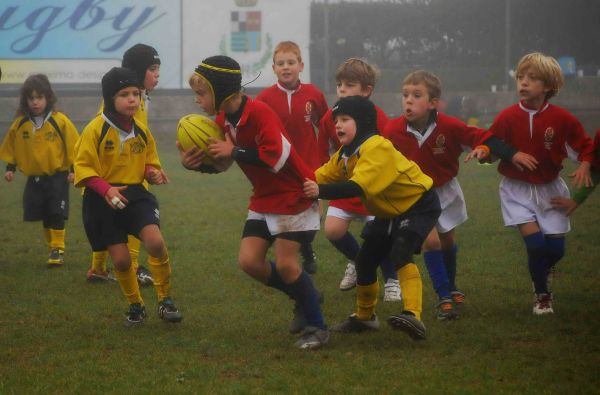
left=551, top=169, right=599, bottom=215
left=318, top=180, right=363, bottom=200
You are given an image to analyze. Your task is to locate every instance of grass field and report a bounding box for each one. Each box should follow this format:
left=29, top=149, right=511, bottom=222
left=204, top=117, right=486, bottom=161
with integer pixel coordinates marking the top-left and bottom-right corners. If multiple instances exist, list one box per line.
left=1, top=138, right=599, bottom=394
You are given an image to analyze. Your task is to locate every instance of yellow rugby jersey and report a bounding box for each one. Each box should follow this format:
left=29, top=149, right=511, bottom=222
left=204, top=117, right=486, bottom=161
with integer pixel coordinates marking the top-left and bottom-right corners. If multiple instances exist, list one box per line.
left=74, top=114, right=161, bottom=187
left=98, top=94, right=149, bottom=126
left=316, top=134, right=433, bottom=218
left=0, top=112, right=79, bottom=176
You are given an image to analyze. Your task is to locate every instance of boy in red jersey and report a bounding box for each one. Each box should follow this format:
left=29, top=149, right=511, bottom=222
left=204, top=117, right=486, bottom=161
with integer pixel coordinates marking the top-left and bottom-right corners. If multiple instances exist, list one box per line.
left=383, top=70, right=537, bottom=320
left=256, top=41, right=328, bottom=276
left=179, top=55, right=329, bottom=350
left=551, top=128, right=600, bottom=215
left=489, top=52, right=594, bottom=315
left=317, top=58, right=401, bottom=302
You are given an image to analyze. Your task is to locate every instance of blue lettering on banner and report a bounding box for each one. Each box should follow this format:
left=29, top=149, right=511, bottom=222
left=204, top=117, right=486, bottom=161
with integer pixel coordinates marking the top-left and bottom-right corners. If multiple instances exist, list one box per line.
left=0, top=0, right=167, bottom=57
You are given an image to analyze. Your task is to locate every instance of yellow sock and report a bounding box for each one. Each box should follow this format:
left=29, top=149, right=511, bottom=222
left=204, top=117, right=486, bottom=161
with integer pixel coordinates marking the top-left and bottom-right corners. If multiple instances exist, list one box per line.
left=356, top=281, right=379, bottom=320
left=43, top=228, right=51, bottom=250
left=148, top=252, right=171, bottom=301
left=398, top=263, right=422, bottom=320
left=48, top=228, right=65, bottom=251
left=114, top=264, right=143, bottom=305
left=91, top=251, right=108, bottom=273
left=127, top=235, right=141, bottom=272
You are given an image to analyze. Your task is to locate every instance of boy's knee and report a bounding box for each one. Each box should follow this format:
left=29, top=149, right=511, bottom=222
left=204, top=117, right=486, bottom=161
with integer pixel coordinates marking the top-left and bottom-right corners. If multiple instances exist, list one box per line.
left=113, top=257, right=131, bottom=272
left=390, top=233, right=420, bottom=269
left=324, top=224, right=345, bottom=241
left=144, top=235, right=165, bottom=257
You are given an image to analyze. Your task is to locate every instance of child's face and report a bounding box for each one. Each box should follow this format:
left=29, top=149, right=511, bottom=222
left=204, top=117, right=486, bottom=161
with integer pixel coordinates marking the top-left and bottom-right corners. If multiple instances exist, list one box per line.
left=334, top=114, right=357, bottom=146
left=193, top=81, right=216, bottom=115
left=27, top=90, right=47, bottom=116
left=402, top=83, right=437, bottom=125
left=516, top=68, right=549, bottom=105
left=113, top=86, right=141, bottom=116
left=273, top=51, right=304, bottom=89
left=144, top=64, right=160, bottom=92
left=336, top=80, right=372, bottom=98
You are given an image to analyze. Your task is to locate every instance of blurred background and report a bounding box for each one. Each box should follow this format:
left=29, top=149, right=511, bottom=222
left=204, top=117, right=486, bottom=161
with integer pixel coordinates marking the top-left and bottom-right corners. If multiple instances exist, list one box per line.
left=1, top=0, right=599, bottom=132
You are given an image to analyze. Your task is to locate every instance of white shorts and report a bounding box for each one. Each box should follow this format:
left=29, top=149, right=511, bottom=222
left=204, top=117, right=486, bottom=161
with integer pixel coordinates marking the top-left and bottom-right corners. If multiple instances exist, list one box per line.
left=247, top=202, right=320, bottom=235
left=434, top=178, right=468, bottom=233
left=326, top=206, right=374, bottom=222
left=499, top=177, right=571, bottom=235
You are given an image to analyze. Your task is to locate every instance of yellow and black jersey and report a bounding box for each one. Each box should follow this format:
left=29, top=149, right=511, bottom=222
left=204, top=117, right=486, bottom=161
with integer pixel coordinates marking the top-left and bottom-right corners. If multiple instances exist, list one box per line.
left=0, top=112, right=79, bottom=176
left=74, top=114, right=161, bottom=187
left=97, top=94, right=149, bottom=126
left=316, top=134, right=433, bottom=218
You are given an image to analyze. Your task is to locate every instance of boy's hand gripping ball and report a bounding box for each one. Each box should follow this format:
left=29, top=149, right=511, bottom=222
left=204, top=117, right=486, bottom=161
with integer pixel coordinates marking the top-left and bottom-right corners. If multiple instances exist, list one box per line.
left=177, top=114, right=225, bottom=166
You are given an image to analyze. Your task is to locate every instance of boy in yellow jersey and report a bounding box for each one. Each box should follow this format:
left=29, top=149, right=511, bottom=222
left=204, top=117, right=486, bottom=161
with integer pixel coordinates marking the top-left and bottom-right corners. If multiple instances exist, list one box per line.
left=75, top=67, right=181, bottom=326
left=86, top=44, right=161, bottom=285
left=304, top=96, right=441, bottom=340
left=0, top=74, right=79, bottom=266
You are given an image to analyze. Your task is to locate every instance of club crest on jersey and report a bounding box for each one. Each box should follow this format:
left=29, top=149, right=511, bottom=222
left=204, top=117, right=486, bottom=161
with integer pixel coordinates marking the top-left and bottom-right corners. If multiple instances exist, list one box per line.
left=433, top=134, right=446, bottom=154
left=544, top=127, right=555, bottom=149
left=44, top=131, right=57, bottom=141
left=104, top=140, right=115, bottom=151
left=304, top=101, right=314, bottom=122
left=22, top=131, right=30, bottom=139
left=130, top=141, right=145, bottom=154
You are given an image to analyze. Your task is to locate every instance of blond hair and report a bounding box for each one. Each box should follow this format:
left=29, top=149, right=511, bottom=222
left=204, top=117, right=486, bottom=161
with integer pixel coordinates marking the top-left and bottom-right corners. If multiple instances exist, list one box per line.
left=273, top=41, right=302, bottom=63
left=188, top=72, right=208, bottom=92
left=515, top=52, right=564, bottom=100
left=402, top=70, right=442, bottom=100
left=335, top=58, right=379, bottom=89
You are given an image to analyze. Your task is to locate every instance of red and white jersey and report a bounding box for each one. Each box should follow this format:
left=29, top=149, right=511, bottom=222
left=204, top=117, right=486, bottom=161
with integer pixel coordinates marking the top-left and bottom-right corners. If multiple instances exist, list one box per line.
left=256, top=82, right=328, bottom=171
left=317, top=104, right=389, bottom=215
left=215, top=96, right=315, bottom=214
left=489, top=102, right=594, bottom=184
left=382, top=112, right=492, bottom=187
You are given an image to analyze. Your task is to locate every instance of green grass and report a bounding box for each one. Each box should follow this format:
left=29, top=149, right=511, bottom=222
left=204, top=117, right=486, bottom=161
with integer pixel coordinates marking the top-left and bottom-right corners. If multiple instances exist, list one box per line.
left=1, top=140, right=599, bottom=394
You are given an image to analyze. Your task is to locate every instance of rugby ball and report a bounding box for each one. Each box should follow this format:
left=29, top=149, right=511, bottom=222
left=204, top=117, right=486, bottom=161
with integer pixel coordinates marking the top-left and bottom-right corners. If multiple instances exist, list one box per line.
left=177, top=114, right=225, bottom=165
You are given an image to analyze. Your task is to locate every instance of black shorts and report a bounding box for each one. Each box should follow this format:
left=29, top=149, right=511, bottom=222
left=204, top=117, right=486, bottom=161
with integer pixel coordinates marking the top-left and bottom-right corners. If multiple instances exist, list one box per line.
left=82, top=184, right=159, bottom=251
left=23, top=171, right=69, bottom=222
left=242, top=219, right=312, bottom=244
left=361, top=189, right=441, bottom=251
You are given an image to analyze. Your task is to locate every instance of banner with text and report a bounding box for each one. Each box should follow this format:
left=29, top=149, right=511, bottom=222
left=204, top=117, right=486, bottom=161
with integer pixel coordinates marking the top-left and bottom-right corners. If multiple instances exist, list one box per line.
left=0, top=0, right=181, bottom=87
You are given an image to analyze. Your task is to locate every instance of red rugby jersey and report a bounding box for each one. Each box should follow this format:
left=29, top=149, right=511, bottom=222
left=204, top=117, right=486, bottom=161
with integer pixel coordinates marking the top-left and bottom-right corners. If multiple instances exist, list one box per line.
left=489, top=102, right=594, bottom=184
left=256, top=82, right=328, bottom=171
left=382, top=112, right=492, bottom=187
left=593, top=129, right=600, bottom=172
left=215, top=96, right=315, bottom=214
left=317, top=104, right=389, bottom=215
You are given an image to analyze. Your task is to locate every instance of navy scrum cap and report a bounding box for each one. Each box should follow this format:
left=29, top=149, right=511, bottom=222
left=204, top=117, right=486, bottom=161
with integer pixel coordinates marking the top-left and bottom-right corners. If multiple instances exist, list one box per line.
left=122, top=43, right=160, bottom=86
left=332, top=95, right=377, bottom=135
left=194, top=55, right=242, bottom=111
left=101, top=67, right=139, bottom=112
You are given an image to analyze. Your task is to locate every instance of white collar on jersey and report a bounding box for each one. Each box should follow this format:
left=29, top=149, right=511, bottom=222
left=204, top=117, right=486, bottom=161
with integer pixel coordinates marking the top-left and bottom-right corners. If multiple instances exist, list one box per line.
left=406, top=121, right=437, bottom=148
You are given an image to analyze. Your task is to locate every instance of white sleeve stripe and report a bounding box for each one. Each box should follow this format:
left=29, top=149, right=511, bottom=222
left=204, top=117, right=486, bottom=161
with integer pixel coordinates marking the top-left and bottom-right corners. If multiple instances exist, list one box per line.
left=565, top=142, right=579, bottom=162
left=272, top=134, right=291, bottom=173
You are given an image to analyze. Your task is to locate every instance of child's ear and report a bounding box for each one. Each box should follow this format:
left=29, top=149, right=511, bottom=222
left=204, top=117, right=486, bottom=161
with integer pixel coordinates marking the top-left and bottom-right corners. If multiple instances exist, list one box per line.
left=430, top=97, right=440, bottom=109
left=362, top=85, right=374, bottom=97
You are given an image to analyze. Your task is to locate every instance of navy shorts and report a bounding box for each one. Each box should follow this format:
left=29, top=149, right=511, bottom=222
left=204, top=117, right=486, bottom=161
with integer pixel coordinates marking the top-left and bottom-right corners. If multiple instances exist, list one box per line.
left=242, top=219, right=313, bottom=244
left=23, top=171, right=69, bottom=222
left=82, top=184, right=159, bottom=251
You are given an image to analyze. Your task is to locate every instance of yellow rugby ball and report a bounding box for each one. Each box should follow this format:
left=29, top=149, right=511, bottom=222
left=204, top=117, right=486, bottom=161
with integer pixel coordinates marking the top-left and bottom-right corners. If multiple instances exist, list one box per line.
left=177, top=114, right=225, bottom=165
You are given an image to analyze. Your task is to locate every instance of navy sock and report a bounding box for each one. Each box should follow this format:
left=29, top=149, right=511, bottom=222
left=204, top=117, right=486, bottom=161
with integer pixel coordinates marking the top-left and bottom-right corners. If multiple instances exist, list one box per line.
left=329, top=231, right=360, bottom=261
left=288, top=272, right=326, bottom=329
left=442, top=245, right=458, bottom=291
left=379, top=254, right=397, bottom=281
left=524, top=232, right=548, bottom=294
left=266, top=261, right=292, bottom=298
left=424, top=250, right=451, bottom=299
left=545, top=236, right=565, bottom=268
